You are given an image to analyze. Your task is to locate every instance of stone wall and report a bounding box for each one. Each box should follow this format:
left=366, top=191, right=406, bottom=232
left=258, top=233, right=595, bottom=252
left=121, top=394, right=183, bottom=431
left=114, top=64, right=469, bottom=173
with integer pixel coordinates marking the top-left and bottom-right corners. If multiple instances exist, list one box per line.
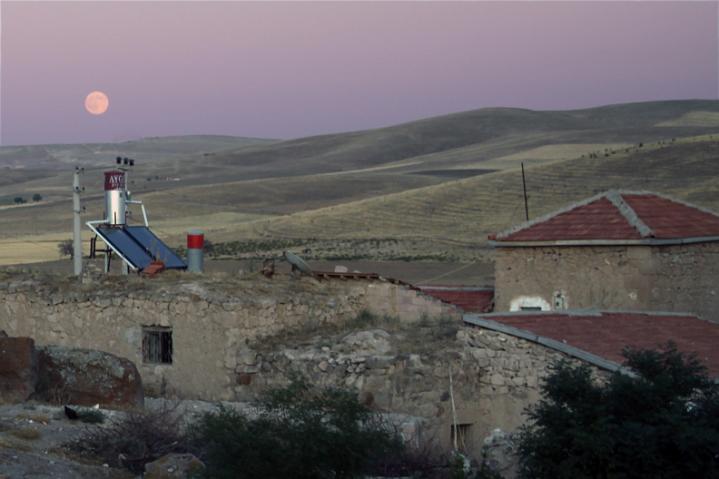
left=650, top=243, right=719, bottom=321
left=0, top=273, right=459, bottom=401
left=494, top=243, right=719, bottom=321
left=233, top=320, right=604, bottom=460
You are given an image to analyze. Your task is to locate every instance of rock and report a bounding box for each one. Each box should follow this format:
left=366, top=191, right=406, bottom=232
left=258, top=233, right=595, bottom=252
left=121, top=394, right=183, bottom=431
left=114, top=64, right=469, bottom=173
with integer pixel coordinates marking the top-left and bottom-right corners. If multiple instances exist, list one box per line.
left=408, top=354, right=423, bottom=369
left=35, top=346, right=143, bottom=408
left=0, top=337, right=37, bottom=403
left=144, top=453, right=205, bottom=479
left=342, top=330, right=392, bottom=355
left=482, top=428, right=519, bottom=479
left=334, top=265, right=349, bottom=273
left=318, top=360, right=329, bottom=372
left=237, top=348, right=257, bottom=366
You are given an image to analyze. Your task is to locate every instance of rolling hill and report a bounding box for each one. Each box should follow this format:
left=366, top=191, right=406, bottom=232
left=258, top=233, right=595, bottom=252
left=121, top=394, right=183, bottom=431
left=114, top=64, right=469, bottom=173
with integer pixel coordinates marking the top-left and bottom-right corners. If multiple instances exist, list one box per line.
left=1, top=99, right=719, bottom=264
left=227, top=135, right=719, bottom=256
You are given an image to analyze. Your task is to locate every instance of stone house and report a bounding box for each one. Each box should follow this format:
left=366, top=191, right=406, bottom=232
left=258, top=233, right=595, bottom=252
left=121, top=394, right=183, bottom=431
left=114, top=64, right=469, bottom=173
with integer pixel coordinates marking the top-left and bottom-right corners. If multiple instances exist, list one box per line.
left=489, top=190, right=719, bottom=321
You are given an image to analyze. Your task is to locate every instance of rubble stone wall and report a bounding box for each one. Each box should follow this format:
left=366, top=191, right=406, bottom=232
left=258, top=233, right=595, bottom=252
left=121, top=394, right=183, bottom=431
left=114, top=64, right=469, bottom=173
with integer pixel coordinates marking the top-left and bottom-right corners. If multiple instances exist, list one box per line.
left=0, top=274, right=459, bottom=400
left=235, top=323, right=604, bottom=460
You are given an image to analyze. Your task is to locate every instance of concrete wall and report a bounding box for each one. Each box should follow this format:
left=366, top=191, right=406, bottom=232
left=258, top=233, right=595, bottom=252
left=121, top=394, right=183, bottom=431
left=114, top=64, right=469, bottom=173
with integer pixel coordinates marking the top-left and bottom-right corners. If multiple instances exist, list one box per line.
left=494, top=242, right=719, bottom=320
left=0, top=273, right=458, bottom=401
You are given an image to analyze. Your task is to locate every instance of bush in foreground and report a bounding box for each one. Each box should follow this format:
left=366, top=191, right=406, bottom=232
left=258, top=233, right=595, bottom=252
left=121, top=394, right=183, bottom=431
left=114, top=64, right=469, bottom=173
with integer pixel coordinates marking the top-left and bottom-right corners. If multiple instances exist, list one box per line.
left=518, top=343, right=719, bottom=479
left=67, top=403, right=186, bottom=474
left=189, top=376, right=403, bottom=479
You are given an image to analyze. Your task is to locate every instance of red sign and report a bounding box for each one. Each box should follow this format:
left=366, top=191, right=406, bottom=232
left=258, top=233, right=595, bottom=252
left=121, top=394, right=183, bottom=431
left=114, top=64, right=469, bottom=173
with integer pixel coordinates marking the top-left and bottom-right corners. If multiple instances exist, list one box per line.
left=104, top=171, right=126, bottom=191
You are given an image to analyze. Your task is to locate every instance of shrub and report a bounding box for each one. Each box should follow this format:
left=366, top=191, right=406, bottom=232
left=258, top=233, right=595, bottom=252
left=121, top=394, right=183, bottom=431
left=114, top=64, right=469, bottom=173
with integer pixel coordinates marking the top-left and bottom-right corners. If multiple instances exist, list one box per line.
left=32, top=193, right=42, bottom=202
left=67, top=403, right=186, bottom=474
left=57, top=239, right=73, bottom=258
left=77, top=408, right=105, bottom=424
left=366, top=438, right=446, bottom=478
left=13, top=196, right=25, bottom=204
left=517, top=343, right=719, bottom=479
left=189, top=375, right=403, bottom=479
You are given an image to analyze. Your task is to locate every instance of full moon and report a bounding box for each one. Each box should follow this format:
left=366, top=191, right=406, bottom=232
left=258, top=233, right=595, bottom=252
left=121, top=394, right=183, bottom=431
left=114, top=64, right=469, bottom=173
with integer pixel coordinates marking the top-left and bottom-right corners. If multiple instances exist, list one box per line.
left=84, top=91, right=109, bottom=115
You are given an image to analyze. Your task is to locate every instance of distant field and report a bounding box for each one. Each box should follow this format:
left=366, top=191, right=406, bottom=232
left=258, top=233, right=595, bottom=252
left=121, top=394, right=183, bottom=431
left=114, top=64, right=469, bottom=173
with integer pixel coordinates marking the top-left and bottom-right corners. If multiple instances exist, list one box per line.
left=467, top=143, right=631, bottom=170
left=2, top=100, right=719, bottom=265
left=657, top=111, right=719, bottom=127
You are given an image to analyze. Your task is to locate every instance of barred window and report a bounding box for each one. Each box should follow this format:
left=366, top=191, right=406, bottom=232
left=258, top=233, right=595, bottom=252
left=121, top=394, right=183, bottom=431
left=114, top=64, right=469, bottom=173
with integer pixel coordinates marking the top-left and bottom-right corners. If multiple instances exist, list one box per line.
left=142, top=327, right=173, bottom=364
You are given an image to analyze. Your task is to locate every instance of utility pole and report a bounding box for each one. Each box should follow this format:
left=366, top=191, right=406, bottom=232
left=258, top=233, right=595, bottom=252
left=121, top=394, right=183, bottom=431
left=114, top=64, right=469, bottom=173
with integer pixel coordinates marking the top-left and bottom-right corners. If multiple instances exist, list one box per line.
left=521, top=162, right=529, bottom=221
left=73, top=167, right=84, bottom=276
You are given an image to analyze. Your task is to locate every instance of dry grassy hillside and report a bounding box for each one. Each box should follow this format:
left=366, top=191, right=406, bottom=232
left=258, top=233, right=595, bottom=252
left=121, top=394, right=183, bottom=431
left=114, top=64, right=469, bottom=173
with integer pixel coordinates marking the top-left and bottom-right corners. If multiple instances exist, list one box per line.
left=2, top=100, right=719, bottom=265
left=226, top=136, right=719, bottom=254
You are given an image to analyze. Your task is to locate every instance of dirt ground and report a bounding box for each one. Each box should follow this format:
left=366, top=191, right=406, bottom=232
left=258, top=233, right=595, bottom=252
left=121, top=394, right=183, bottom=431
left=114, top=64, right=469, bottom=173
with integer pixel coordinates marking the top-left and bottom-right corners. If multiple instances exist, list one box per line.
left=0, top=399, right=259, bottom=479
left=0, top=403, right=134, bottom=479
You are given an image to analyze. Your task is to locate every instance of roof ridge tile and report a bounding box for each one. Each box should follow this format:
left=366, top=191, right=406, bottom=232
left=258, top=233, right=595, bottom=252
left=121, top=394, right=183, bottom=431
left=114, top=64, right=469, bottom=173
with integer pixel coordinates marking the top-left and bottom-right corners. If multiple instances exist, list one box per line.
left=606, top=191, right=654, bottom=238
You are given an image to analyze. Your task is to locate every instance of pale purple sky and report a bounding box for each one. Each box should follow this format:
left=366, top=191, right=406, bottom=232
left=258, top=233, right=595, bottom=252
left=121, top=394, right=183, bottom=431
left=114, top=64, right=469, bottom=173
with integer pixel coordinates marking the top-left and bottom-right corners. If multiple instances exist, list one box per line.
left=1, top=1, right=717, bottom=146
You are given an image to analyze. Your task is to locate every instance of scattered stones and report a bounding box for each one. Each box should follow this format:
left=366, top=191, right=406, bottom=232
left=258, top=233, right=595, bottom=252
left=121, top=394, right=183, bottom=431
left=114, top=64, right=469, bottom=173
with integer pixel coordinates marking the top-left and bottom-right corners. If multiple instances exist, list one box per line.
left=144, top=453, right=205, bottom=479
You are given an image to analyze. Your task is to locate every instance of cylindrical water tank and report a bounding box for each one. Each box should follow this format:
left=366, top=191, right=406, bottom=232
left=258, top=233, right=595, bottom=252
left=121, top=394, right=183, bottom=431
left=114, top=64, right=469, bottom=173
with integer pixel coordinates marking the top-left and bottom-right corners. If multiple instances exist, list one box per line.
left=104, top=170, right=126, bottom=225
left=187, top=230, right=204, bottom=273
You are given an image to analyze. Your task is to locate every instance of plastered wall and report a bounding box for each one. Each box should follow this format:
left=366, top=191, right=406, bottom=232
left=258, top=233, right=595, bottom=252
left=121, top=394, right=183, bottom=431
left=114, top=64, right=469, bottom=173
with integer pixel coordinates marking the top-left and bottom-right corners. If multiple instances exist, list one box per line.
left=494, top=243, right=719, bottom=321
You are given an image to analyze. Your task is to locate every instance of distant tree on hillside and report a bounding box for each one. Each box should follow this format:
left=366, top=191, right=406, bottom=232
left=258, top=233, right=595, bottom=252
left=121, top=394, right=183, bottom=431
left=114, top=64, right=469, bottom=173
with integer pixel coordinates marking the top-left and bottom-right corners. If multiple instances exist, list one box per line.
left=518, top=343, right=719, bottom=479
left=13, top=197, right=25, bottom=204
left=32, top=193, right=42, bottom=202
left=203, top=239, right=215, bottom=256
left=58, top=239, right=74, bottom=258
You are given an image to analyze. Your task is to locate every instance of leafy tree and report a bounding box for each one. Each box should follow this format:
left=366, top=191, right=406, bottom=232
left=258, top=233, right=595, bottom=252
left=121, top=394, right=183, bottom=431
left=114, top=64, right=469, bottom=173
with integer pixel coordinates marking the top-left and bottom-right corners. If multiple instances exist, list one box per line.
left=13, top=196, right=25, bottom=204
left=189, top=375, right=402, bottom=479
left=32, top=193, right=42, bottom=202
left=518, top=343, right=719, bottom=479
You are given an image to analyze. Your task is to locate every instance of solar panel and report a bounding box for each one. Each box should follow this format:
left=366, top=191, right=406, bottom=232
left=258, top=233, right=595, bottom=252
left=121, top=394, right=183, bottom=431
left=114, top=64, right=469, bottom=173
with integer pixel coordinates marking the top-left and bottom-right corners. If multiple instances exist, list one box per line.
left=95, top=227, right=154, bottom=270
left=125, top=226, right=187, bottom=269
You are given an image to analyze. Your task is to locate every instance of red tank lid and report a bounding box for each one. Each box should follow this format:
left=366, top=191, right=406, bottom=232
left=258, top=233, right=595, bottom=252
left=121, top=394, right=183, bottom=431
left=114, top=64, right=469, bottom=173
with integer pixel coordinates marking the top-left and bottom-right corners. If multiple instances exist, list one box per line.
left=187, top=231, right=204, bottom=249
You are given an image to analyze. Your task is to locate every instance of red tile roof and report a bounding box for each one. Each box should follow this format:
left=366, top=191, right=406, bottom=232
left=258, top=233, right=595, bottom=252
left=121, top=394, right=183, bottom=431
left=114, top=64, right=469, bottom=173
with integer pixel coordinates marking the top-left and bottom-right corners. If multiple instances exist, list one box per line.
left=418, top=286, right=494, bottom=313
left=471, top=311, right=719, bottom=377
left=491, top=191, right=719, bottom=244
